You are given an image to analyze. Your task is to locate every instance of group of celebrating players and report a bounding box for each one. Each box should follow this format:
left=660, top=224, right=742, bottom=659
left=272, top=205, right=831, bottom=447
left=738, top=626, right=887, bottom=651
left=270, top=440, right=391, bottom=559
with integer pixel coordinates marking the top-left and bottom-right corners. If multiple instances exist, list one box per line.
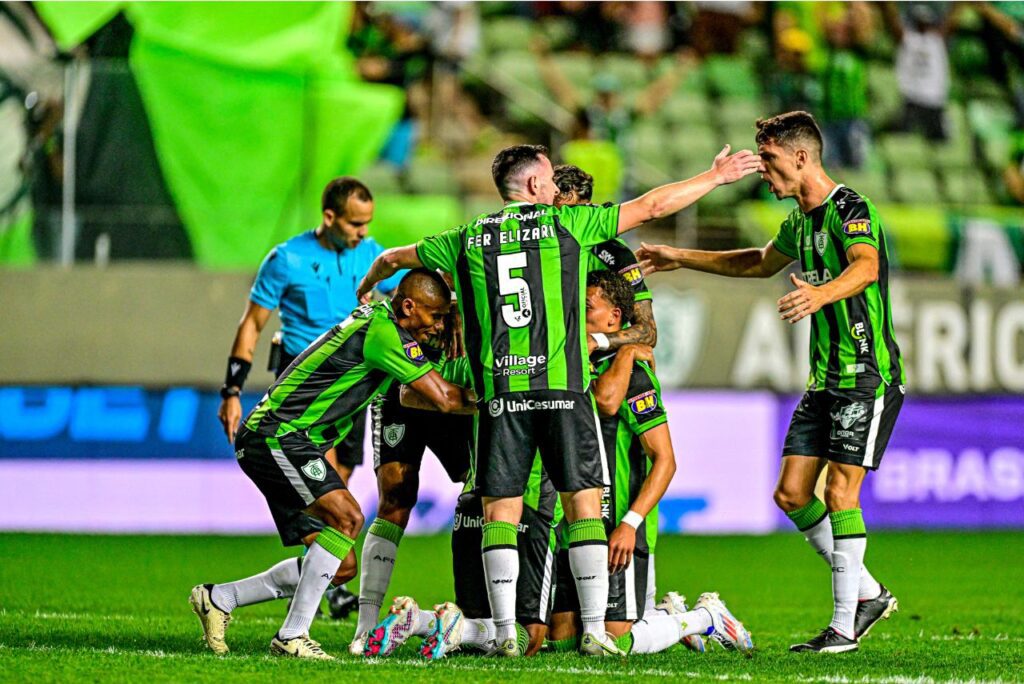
left=191, top=110, right=904, bottom=661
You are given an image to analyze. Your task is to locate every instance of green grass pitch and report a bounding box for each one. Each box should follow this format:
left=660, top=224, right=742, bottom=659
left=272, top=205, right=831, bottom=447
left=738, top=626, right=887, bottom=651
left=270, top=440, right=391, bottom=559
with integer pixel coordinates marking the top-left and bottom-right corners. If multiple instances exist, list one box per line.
left=1, top=531, right=1021, bottom=682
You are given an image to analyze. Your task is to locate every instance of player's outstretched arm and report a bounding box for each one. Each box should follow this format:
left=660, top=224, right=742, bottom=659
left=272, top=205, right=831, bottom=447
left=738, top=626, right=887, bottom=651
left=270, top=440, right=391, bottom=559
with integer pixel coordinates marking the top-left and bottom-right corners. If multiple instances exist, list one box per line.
left=608, top=424, right=676, bottom=574
left=778, top=243, right=879, bottom=324
left=403, top=371, right=477, bottom=414
left=636, top=240, right=793, bottom=279
left=357, top=245, right=423, bottom=303
left=590, top=300, right=657, bottom=354
left=616, top=145, right=761, bottom=234
left=592, top=344, right=654, bottom=415
left=217, top=301, right=273, bottom=442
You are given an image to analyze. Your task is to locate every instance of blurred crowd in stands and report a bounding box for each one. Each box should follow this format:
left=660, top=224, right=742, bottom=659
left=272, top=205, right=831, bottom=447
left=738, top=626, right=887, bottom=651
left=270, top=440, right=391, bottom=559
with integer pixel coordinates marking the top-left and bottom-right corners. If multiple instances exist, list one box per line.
left=5, top=0, right=1024, bottom=262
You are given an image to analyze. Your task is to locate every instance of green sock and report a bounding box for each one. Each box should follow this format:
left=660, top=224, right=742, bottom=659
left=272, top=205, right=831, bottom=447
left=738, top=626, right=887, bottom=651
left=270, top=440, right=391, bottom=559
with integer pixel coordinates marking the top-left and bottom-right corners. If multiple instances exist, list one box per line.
left=614, top=632, right=635, bottom=654
left=567, top=517, right=607, bottom=544
left=314, top=526, right=356, bottom=559
left=482, top=521, right=518, bottom=548
left=367, top=517, right=404, bottom=545
left=829, top=508, right=867, bottom=538
left=786, top=497, right=828, bottom=532
left=546, top=636, right=580, bottom=653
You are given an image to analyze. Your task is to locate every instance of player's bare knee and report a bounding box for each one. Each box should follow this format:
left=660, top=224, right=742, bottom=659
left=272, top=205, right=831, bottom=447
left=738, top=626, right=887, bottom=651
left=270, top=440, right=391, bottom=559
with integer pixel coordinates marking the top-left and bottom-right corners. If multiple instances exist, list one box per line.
left=773, top=485, right=810, bottom=512
left=824, top=483, right=858, bottom=511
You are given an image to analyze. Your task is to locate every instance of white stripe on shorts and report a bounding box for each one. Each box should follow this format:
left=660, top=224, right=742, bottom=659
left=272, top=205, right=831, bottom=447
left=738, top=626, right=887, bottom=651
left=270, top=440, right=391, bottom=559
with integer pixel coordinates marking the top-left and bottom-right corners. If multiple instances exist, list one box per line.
left=625, top=557, right=638, bottom=620
left=538, top=544, right=554, bottom=622
left=270, top=444, right=315, bottom=506
left=592, top=406, right=610, bottom=487
left=645, top=553, right=657, bottom=613
left=371, top=402, right=383, bottom=470
left=862, top=391, right=885, bottom=468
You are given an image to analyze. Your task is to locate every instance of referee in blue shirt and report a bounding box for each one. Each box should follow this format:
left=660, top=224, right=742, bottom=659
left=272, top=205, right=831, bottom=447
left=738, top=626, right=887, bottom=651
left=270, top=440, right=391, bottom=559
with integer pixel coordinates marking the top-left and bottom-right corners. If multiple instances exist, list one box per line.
left=217, top=177, right=401, bottom=617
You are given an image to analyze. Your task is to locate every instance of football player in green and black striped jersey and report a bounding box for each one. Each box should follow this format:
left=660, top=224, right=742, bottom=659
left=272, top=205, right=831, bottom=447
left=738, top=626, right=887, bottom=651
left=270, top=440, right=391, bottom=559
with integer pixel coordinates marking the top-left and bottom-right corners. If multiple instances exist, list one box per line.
left=189, top=269, right=475, bottom=660
left=552, top=164, right=657, bottom=354
left=638, top=111, right=903, bottom=654
left=357, top=142, right=760, bottom=656
left=547, top=270, right=753, bottom=656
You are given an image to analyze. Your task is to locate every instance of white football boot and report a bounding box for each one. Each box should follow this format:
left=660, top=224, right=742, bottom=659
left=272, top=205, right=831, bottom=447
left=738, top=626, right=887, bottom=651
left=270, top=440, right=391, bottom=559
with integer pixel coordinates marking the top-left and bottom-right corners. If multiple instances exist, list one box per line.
left=189, top=584, right=231, bottom=655
left=694, top=592, right=754, bottom=655
left=270, top=634, right=334, bottom=660
left=419, top=602, right=465, bottom=661
left=363, top=596, right=422, bottom=657
left=655, top=591, right=707, bottom=653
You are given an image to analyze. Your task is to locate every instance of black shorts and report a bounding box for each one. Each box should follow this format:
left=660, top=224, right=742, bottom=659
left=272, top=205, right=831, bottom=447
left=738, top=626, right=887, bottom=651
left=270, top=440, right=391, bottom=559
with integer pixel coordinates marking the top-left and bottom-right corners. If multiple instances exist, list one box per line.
left=234, top=427, right=346, bottom=546
left=278, top=349, right=364, bottom=470
left=551, top=544, right=650, bottom=622
left=782, top=383, right=905, bottom=470
left=476, top=390, right=605, bottom=497
left=451, top=493, right=556, bottom=626
left=370, top=386, right=472, bottom=482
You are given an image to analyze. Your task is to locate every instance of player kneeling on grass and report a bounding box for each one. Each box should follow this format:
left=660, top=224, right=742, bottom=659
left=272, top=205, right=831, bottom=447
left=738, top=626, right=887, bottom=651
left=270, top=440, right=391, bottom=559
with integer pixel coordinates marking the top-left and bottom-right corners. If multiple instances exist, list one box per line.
left=547, top=271, right=754, bottom=657
left=189, top=269, right=474, bottom=660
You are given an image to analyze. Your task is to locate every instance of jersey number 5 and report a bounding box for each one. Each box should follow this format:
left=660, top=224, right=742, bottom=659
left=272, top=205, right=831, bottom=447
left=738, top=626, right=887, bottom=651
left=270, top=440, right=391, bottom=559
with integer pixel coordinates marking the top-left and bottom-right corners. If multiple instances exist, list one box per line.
left=497, top=252, right=533, bottom=328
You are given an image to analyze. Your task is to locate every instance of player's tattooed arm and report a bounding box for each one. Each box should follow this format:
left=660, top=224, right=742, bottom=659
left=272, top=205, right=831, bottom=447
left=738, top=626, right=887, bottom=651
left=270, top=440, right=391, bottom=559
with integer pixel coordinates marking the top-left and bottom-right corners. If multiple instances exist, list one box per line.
left=589, top=300, right=657, bottom=354
left=592, top=345, right=654, bottom=416
left=400, top=378, right=478, bottom=415
left=357, top=245, right=423, bottom=303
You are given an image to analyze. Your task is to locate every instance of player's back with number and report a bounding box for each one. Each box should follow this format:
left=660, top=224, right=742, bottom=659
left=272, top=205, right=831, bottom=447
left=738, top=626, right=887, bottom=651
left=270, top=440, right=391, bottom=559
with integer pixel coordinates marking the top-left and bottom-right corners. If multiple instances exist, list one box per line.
left=417, top=199, right=619, bottom=400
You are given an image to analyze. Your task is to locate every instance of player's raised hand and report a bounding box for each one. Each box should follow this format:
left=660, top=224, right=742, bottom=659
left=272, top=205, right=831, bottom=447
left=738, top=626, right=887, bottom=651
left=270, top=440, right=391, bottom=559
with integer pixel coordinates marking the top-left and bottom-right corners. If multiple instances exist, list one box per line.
left=217, top=396, right=242, bottom=443
left=778, top=273, right=829, bottom=324
left=624, top=343, right=655, bottom=363
left=710, top=145, right=762, bottom=185
left=608, top=523, right=636, bottom=575
left=635, top=242, right=682, bottom=275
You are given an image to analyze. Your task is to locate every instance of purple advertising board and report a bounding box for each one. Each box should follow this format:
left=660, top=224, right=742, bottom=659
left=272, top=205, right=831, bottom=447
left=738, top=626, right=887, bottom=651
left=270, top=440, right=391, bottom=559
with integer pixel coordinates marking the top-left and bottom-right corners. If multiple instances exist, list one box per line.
left=777, top=394, right=1024, bottom=530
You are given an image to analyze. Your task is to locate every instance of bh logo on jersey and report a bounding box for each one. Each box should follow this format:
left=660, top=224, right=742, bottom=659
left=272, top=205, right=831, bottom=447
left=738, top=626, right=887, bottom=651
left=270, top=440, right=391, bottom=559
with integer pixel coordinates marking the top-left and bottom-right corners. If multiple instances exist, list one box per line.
left=831, top=402, right=867, bottom=430
left=629, top=390, right=658, bottom=415
left=619, top=264, right=643, bottom=286
left=300, top=458, right=328, bottom=482
left=843, top=219, right=871, bottom=236
left=403, top=341, right=425, bottom=361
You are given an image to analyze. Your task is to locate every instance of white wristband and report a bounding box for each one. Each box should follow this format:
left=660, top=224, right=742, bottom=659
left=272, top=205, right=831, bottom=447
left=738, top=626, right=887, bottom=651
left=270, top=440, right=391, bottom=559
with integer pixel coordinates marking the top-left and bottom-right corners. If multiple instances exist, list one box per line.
left=621, top=510, right=643, bottom=529
left=591, top=333, right=610, bottom=351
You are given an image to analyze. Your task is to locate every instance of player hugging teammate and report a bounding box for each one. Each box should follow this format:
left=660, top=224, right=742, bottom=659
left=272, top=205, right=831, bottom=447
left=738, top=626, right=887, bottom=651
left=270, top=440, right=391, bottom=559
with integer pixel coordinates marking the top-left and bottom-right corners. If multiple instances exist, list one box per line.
left=191, top=119, right=899, bottom=661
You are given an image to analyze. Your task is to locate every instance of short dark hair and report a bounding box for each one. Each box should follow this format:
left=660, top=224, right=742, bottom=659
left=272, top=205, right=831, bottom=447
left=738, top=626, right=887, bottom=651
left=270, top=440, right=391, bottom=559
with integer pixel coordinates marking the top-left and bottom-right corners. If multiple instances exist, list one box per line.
left=755, top=111, right=824, bottom=161
left=395, top=267, right=451, bottom=305
left=492, top=144, right=548, bottom=200
left=553, top=164, right=594, bottom=203
left=587, top=269, right=635, bottom=324
left=322, top=177, right=373, bottom=214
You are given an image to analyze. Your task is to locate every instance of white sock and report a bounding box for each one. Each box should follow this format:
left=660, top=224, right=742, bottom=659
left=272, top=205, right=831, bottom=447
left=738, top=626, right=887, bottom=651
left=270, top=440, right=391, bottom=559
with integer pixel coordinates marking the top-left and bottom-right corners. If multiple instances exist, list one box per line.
left=482, top=521, right=520, bottom=645
left=629, top=614, right=684, bottom=654
left=830, top=538, right=865, bottom=638
left=355, top=518, right=404, bottom=635
left=278, top=530, right=351, bottom=640
left=413, top=609, right=436, bottom=637
left=804, top=514, right=882, bottom=600
left=461, top=618, right=496, bottom=650
left=674, top=606, right=714, bottom=638
left=210, top=558, right=300, bottom=613
left=568, top=543, right=609, bottom=638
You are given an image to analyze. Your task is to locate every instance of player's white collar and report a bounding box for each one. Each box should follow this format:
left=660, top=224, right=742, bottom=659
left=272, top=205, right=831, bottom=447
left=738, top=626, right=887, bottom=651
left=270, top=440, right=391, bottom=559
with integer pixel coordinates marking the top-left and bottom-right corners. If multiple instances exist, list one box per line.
left=821, top=184, right=845, bottom=205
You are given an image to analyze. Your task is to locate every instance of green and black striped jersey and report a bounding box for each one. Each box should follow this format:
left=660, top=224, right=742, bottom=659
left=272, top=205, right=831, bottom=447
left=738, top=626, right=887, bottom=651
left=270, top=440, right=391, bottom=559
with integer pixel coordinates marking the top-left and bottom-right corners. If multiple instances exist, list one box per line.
left=416, top=202, right=620, bottom=400
left=593, top=352, right=668, bottom=555
left=244, top=300, right=432, bottom=447
left=772, top=185, right=905, bottom=390
left=589, top=237, right=652, bottom=302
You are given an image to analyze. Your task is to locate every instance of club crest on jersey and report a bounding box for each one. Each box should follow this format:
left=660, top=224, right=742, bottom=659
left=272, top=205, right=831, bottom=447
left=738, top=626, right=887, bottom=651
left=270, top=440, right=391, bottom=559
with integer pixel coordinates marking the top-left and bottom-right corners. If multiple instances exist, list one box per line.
left=383, top=423, right=405, bottom=447
left=814, top=232, right=828, bottom=256
left=831, top=402, right=867, bottom=429
left=403, top=341, right=425, bottom=361
left=843, top=219, right=871, bottom=236
left=629, top=389, right=658, bottom=415
left=619, top=264, right=643, bottom=285
left=300, top=458, right=327, bottom=482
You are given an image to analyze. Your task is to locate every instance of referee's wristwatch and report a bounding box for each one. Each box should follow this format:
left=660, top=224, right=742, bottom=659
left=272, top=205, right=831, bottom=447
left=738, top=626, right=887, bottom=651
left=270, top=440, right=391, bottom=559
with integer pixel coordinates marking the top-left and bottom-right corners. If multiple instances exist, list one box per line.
left=220, top=385, right=242, bottom=400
